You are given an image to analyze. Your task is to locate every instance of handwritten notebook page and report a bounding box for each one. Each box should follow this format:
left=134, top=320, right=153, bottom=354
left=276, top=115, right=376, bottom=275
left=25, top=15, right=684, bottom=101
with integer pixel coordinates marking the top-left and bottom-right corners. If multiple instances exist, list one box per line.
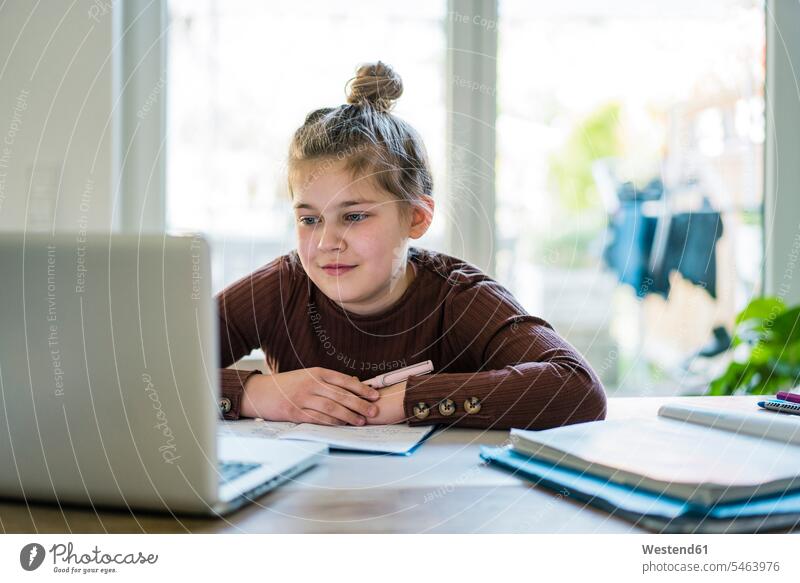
left=218, top=419, right=434, bottom=455
left=218, top=419, right=297, bottom=439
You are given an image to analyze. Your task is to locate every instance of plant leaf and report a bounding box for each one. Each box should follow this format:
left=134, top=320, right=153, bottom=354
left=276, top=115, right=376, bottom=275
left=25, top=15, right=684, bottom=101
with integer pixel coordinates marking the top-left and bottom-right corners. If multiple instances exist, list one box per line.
left=734, top=297, right=785, bottom=325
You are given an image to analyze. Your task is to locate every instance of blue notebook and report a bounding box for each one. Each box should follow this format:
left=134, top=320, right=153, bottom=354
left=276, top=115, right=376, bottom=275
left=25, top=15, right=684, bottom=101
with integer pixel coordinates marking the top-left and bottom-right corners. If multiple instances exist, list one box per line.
left=480, top=446, right=800, bottom=533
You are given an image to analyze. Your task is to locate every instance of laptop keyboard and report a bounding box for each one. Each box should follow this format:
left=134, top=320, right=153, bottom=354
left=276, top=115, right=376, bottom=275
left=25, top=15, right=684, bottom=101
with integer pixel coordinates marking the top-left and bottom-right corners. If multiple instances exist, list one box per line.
left=218, top=460, right=262, bottom=485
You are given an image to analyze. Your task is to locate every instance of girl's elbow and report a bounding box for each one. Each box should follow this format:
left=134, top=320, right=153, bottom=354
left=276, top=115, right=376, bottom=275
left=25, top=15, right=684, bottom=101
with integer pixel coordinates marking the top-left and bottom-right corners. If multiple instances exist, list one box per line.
left=584, top=374, right=607, bottom=422
left=519, top=371, right=607, bottom=430
left=558, top=359, right=607, bottom=424
left=563, top=368, right=607, bottom=426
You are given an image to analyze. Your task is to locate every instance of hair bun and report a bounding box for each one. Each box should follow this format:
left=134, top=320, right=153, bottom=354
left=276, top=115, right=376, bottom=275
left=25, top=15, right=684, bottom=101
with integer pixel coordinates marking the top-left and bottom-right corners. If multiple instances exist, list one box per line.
left=345, top=61, right=403, bottom=113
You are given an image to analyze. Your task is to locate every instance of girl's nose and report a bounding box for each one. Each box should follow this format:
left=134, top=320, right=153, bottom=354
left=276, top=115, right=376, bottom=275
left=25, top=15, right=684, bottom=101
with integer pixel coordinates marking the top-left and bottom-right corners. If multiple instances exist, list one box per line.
left=316, top=224, right=346, bottom=252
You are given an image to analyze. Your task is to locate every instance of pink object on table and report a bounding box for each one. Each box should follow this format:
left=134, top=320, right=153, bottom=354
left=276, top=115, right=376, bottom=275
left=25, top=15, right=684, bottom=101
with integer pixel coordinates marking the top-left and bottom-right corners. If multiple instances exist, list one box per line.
left=363, top=360, right=434, bottom=388
left=776, top=391, right=800, bottom=404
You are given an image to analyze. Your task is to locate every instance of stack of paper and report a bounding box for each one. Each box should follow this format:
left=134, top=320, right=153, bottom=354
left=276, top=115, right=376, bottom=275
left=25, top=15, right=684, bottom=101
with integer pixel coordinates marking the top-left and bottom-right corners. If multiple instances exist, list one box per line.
left=479, top=445, right=800, bottom=533
left=481, top=410, right=800, bottom=533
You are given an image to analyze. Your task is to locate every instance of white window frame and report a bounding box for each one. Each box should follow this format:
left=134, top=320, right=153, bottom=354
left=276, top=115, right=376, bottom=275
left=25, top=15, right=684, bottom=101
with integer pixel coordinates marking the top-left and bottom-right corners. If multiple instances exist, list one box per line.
left=763, top=0, right=800, bottom=305
left=113, top=0, right=167, bottom=233
left=446, top=0, right=498, bottom=276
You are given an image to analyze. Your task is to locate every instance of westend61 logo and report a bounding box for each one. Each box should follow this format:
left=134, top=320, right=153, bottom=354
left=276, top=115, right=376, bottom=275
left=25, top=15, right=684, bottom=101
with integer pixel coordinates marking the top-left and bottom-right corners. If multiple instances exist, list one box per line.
left=19, top=542, right=158, bottom=574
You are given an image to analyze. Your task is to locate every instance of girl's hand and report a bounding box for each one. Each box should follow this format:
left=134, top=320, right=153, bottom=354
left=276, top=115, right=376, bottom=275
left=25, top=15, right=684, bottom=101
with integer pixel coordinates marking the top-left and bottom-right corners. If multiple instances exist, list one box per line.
left=366, top=380, right=407, bottom=425
left=241, top=367, right=380, bottom=426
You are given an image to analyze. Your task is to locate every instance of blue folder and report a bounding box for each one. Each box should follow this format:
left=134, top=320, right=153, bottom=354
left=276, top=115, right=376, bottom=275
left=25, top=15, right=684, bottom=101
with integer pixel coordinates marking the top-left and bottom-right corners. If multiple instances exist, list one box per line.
left=480, top=445, right=800, bottom=533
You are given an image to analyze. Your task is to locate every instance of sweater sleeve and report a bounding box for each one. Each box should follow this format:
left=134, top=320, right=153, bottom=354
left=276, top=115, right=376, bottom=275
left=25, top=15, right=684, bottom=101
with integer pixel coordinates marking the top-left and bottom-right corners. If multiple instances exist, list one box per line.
left=216, top=255, right=294, bottom=420
left=403, top=277, right=607, bottom=430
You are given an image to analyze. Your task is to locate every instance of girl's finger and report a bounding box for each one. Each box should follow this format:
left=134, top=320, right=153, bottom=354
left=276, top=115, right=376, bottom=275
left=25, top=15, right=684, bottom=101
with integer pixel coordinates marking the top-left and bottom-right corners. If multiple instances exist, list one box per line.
left=298, top=409, right=342, bottom=426
left=321, top=369, right=380, bottom=401
left=305, top=396, right=366, bottom=426
left=313, top=382, right=377, bottom=418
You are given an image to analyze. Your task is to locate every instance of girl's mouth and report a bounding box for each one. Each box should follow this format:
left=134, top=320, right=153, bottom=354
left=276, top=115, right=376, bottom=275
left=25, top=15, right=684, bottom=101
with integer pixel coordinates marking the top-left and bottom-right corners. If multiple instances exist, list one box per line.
left=321, top=265, right=356, bottom=276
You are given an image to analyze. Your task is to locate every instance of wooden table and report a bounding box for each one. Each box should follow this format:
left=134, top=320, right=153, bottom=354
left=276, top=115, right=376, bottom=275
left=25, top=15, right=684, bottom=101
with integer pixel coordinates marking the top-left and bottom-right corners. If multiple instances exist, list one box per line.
left=0, top=396, right=772, bottom=533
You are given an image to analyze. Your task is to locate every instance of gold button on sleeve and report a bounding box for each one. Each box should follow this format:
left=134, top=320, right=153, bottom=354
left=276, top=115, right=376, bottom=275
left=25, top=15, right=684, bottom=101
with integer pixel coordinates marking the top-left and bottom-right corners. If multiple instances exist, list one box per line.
left=412, top=402, right=430, bottom=420
left=464, top=397, right=481, bottom=414
left=219, top=397, right=232, bottom=414
left=438, top=398, right=456, bottom=416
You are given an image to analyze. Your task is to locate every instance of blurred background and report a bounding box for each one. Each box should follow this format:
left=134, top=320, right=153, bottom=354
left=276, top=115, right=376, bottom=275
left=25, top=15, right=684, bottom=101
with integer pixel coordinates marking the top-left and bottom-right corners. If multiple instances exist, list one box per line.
left=166, top=0, right=764, bottom=396
left=3, top=0, right=799, bottom=398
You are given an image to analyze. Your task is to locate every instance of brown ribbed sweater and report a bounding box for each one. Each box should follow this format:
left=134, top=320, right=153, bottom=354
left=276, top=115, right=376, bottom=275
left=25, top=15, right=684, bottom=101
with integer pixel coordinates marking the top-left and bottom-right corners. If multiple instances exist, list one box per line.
left=216, top=247, right=607, bottom=430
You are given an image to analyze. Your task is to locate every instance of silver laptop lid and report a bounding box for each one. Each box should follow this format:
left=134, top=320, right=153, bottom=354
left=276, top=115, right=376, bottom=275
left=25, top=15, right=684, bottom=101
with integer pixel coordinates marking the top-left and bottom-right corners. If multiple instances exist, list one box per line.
left=0, top=233, right=220, bottom=513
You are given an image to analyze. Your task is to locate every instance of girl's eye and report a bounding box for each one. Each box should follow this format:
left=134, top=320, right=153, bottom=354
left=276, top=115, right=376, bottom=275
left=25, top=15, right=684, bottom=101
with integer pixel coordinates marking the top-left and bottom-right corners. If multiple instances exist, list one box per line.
left=297, top=213, right=367, bottom=226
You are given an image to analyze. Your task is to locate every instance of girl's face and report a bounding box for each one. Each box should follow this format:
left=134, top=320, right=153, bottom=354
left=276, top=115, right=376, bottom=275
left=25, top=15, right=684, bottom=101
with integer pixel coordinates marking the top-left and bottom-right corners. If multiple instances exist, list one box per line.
left=292, top=159, right=432, bottom=316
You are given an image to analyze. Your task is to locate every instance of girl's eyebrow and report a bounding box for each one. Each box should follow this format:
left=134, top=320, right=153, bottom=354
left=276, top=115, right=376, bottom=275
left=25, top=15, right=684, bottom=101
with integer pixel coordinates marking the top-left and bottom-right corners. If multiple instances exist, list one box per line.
left=293, top=199, right=379, bottom=210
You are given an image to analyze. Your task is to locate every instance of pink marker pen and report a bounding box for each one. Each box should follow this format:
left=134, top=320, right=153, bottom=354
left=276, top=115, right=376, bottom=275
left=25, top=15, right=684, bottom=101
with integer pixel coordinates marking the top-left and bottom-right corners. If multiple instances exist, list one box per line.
left=777, top=391, right=800, bottom=404
left=363, top=360, right=434, bottom=388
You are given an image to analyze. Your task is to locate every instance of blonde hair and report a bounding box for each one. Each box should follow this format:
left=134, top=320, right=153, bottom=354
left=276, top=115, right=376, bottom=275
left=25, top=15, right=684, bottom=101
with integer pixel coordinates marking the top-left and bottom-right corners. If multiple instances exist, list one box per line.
left=288, top=61, right=433, bottom=219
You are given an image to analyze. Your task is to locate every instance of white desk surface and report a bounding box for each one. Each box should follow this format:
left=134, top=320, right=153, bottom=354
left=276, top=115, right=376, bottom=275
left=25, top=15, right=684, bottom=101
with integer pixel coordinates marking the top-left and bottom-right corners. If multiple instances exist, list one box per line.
left=0, top=395, right=774, bottom=533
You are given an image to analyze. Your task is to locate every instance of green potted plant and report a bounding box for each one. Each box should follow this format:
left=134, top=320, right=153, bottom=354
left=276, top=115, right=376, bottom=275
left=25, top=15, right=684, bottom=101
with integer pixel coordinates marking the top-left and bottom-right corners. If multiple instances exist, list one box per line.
left=709, top=297, right=800, bottom=395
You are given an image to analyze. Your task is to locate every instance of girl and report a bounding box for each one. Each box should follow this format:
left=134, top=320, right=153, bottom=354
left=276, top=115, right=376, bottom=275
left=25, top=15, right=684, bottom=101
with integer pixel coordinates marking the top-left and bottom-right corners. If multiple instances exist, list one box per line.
left=216, top=61, right=606, bottom=430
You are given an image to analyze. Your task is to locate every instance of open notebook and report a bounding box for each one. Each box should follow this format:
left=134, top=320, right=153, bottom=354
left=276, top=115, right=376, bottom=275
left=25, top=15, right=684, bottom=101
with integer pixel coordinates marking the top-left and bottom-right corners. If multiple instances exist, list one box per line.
left=219, top=419, right=435, bottom=455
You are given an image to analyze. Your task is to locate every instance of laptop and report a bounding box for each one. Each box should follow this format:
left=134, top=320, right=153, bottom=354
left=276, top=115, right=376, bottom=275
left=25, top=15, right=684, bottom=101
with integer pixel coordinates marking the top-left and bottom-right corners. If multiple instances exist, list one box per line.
left=0, top=233, right=325, bottom=516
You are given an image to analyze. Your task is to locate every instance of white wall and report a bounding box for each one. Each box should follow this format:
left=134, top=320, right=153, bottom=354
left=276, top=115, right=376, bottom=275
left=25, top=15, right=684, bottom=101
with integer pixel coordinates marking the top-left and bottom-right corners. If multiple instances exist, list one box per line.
left=0, top=0, right=116, bottom=233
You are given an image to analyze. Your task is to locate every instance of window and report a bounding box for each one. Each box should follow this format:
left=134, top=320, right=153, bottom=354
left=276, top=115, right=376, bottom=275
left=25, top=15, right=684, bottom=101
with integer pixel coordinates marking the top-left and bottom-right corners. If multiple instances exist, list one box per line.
left=166, top=0, right=768, bottom=392
left=167, top=0, right=447, bottom=292
left=496, top=0, right=765, bottom=394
